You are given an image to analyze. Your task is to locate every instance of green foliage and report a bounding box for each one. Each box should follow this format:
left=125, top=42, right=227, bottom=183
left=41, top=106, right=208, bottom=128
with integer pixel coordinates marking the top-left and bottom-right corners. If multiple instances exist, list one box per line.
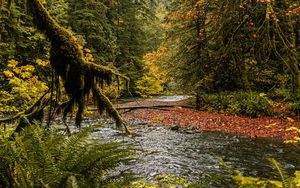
left=0, top=124, right=135, bottom=187
left=167, top=0, right=300, bottom=95
left=0, top=3, right=48, bottom=65
left=0, top=59, right=49, bottom=116
left=67, top=0, right=118, bottom=63
left=129, top=174, right=190, bottom=188
left=287, top=100, right=300, bottom=115
left=46, top=0, right=69, bottom=26
left=59, top=0, right=162, bottom=95
left=136, top=47, right=171, bottom=96
left=200, top=91, right=273, bottom=117
left=0, top=1, right=50, bottom=118
left=286, top=92, right=300, bottom=115
left=232, top=159, right=300, bottom=188
left=212, top=156, right=300, bottom=188
left=104, top=0, right=160, bottom=95
left=26, top=0, right=129, bottom=129
left=268, top=88, right=300, bottom=115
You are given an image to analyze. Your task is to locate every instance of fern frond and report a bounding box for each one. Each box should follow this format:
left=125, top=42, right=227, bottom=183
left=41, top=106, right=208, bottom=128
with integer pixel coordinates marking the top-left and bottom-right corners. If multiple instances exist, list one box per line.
left=0, top=124, right=135, bottom=187
left=268, top=158, right=290, bottom=188
left=66, top=176, right=79, bottom=188
left=213, top=154, right=240, bottom=176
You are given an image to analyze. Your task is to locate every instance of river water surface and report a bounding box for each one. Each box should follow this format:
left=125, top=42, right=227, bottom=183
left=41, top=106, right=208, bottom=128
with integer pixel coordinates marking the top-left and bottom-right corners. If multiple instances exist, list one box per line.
left=63, top=96, right=300, bottom=185
left=89, top=120, right=300, bottom=182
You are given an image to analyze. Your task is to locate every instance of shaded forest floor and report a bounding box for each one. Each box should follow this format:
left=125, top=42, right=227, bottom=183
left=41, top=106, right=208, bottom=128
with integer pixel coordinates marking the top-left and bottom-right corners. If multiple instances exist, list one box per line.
left=118, top=99, right=300, bottom=140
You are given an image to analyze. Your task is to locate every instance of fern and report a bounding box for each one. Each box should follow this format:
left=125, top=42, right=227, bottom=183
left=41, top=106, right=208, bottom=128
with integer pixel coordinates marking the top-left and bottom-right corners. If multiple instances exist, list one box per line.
left=0, top=124, right=135, bottom=187
left=268, top=158, right=290, bottom=188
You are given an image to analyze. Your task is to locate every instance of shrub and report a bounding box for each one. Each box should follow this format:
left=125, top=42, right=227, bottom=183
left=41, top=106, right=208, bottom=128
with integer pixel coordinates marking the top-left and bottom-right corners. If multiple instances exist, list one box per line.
left=200, top=91, right=273, bottom=117
left=0, top=59, right=49, bottom=116
left=268, top=88, right=300, bottom=116
left=129, top=174, right=190, bottom=188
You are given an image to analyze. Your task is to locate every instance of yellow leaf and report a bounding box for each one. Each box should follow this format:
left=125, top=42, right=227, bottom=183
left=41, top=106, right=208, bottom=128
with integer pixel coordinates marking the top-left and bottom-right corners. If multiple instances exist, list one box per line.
left=268, top=180, right=283, bottom=187
left=259, top=93, right=267, bottom=97
left=294, top=137, right=300, bottom=141
left=264, top=123, right=277, bottom=128
left=286, top=127, right=300, bottom=132
left=7, top=59, right=19, bottom=68
left=294, top=171, right=300, bottom=187
left=287, top=117, right=295, bottom=122
left=36, top=59, right=49, bottom=67
left=84, top=48, right=91, bottom=53
left=3, top=70, right=14, bottom=78
left=13, top=68, right=21, bottom=75
left=233, top=175, right=259, bottom=185
left=284, top=140, right=298, bottom=144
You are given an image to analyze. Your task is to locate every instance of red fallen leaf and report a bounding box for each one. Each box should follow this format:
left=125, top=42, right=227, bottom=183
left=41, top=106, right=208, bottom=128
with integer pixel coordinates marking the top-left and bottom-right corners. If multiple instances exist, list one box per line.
left=121, top=101, right=300, bottom=140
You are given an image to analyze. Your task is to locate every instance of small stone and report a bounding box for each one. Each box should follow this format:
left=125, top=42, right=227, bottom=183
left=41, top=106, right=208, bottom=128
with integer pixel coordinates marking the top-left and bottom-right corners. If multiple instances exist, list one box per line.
left=170, top=124, right=179, bottom=131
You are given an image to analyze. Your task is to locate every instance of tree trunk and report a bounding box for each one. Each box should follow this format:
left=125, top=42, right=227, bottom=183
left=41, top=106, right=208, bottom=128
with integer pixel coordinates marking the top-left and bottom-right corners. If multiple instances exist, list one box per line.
left=286, top=16, right=300, bottom=95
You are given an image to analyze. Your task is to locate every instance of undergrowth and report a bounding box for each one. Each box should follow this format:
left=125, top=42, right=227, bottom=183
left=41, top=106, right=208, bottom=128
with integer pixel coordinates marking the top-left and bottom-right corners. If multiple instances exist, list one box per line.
left=0, top=124, right=135, bottom=187
left=227, top=158, right=300, bottom=188
left=268, top=88, right=300, bottom=117
left=198, top=91, right=273, bottom=117
left=195, top=90, right=300, bottom=118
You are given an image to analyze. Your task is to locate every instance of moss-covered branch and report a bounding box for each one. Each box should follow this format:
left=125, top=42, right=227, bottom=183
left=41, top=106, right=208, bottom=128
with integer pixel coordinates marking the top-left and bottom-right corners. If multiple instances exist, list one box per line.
left=26, top=0, right=129, bottom=129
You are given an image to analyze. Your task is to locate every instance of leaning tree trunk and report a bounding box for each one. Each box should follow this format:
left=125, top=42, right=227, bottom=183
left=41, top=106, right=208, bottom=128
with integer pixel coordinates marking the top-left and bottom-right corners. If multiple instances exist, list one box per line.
left=26, top=0, right=129, bottom=130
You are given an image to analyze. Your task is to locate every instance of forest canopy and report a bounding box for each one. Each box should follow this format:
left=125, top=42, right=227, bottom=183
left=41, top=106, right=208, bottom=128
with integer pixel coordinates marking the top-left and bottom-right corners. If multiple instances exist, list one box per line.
left=0, top=0, right=300, bottom=126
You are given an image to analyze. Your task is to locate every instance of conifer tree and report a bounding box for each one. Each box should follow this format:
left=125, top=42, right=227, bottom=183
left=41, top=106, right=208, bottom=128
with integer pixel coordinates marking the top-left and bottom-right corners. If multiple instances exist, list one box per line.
left=104, top=0, right=157, bottom=94
left=67, top=0, right=118, bottom=63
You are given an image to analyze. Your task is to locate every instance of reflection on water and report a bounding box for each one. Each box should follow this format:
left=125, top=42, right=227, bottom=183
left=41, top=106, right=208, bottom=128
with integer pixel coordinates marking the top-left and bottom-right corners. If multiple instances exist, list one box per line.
left=118, top=95, right=192, bottom=103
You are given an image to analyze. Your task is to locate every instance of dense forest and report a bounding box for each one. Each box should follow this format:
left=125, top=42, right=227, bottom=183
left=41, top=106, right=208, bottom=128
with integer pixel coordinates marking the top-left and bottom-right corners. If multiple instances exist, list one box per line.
left=0, top=0, right=300, bottom=187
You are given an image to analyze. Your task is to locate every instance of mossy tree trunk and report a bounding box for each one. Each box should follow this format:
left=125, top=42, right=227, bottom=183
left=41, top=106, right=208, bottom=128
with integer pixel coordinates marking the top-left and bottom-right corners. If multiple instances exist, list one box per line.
left=286, top=16, right=300, bottom=94
left=20, top=0, right=129, bottom=130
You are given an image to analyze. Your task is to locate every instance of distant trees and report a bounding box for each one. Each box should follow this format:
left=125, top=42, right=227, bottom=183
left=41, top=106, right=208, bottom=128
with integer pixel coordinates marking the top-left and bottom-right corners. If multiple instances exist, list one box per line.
left=62, top=0, right=160, bottom=94
left=106, top=0, right=161, bottom=94
left=0, top=0, right=161, bottom=97
left=67, top=0, right=118, bottom=63
left=167, top=0, right=300, bottom=96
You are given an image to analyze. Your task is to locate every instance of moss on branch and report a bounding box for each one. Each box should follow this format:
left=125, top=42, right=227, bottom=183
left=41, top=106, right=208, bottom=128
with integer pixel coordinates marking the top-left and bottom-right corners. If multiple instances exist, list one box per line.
left=26, top=0, right=129, bottom=129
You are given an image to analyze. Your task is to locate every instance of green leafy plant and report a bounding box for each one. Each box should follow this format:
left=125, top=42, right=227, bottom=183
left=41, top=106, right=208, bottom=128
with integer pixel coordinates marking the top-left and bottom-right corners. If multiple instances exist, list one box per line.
left=129, top=174, right=190, bottom=188
left=214, top=155, right=300, bottom=188
left=0, top=124, right=135, bottom=187
left=232, top=159, right=300, bottom=188
left=0, top=59, right=49, bottom=116
left=136, top=47, right=171, bottom=97
left=200, top=91, right=273, bottom=117
left=268, top=88, right=300, bottom=116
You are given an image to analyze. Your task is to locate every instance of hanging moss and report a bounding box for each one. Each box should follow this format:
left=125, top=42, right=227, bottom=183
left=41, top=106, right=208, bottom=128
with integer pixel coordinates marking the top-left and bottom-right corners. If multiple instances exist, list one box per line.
left=26, top=0, right=129, bottom=129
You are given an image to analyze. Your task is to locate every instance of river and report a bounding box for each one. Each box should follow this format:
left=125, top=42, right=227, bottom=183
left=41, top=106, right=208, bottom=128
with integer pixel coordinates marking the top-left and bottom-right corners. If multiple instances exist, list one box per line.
left=59, top=96, right=300, bottom=186
left=89, top=120, right=300, bottom=183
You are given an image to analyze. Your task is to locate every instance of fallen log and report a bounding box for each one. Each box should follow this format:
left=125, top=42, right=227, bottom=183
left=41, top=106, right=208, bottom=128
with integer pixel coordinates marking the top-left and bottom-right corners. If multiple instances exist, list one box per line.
left=87, top=104, right=195, bottom=111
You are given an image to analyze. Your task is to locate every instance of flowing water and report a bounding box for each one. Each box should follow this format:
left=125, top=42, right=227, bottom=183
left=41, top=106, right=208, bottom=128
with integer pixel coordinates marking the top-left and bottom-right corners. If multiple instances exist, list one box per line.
left=59, top=96, right=300, bottom=185
left=88, top=120, right=300, bottom=183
